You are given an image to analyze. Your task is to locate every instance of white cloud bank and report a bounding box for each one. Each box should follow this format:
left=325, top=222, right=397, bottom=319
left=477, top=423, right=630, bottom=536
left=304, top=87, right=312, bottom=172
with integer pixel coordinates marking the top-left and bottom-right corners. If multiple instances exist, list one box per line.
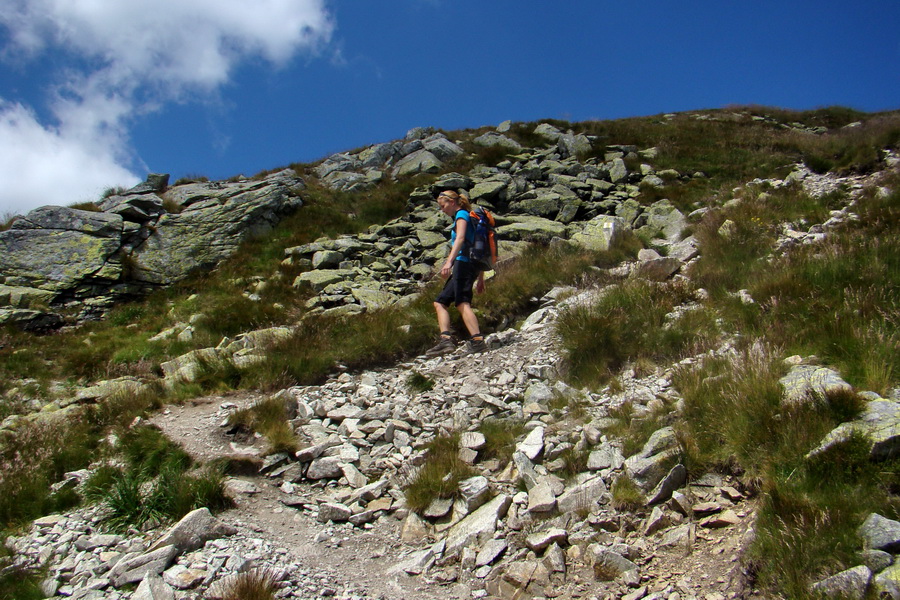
left=0, top=0, right=334, bottom=216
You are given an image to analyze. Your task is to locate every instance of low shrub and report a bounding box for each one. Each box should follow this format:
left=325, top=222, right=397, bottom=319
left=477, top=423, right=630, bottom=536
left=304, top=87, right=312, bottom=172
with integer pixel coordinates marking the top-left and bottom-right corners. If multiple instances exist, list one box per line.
left=0, top=415, right=99, bottom=528
left=557, top=445, right=590, bottom=481
left=0, top=546, right=44, bottom=600
left=603, top=399, right=673, bottom=458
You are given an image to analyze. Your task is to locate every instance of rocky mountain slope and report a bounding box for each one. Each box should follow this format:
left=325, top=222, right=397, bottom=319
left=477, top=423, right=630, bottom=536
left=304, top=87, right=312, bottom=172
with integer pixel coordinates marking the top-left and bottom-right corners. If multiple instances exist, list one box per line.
left=1, top=109, right=899, bottom=600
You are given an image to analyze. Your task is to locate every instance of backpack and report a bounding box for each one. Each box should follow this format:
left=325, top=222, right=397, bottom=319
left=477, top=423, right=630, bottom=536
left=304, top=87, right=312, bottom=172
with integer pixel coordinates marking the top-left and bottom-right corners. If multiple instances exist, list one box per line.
left=466, top=206, right=499, bottom=271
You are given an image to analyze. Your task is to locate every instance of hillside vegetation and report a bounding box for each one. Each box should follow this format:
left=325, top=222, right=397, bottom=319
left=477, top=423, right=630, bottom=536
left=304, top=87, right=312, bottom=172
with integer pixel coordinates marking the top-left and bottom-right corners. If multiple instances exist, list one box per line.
left=0, top=106, right=898, bottom=599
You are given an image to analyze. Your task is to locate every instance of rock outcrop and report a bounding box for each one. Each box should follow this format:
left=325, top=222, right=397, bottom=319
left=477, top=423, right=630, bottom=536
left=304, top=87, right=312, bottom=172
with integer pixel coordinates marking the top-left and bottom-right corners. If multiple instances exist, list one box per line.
left=0, top=169, right=304, bottom=326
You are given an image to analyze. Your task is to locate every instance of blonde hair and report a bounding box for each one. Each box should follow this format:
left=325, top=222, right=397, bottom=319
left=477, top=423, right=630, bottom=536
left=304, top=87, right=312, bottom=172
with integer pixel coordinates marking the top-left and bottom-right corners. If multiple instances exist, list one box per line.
left=437, top=189, right=471, bottom=211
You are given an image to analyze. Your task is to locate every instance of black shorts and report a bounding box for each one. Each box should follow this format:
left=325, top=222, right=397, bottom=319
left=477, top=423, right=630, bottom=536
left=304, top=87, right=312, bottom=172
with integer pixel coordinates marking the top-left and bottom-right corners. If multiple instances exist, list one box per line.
left=435, top=260, right=480, bottom=306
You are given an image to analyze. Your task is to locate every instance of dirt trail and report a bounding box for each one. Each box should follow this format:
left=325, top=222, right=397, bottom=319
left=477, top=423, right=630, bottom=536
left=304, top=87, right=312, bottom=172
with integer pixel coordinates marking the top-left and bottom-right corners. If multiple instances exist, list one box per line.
left=150, top=335, right=756, bottom=600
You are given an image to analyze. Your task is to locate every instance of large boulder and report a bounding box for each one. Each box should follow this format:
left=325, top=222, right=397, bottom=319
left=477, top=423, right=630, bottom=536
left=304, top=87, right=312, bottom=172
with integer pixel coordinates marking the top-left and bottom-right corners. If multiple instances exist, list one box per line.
left=624, top=426, right=680, bottom=491
left=148, top=508, right=237, bottom=554
left=423, top=135, right=464, bottom=162
left=132, top=179, right=301, bottom=285
left=473, top=132, right=523, bottom=153
left=635, top=199, right=687, bottom=242
left=780, top=365, right=853, bottom=405
left=0, top=206, right=124, bottom=292
left=570, top=215, right=632, bottom=252
left=495, top=216, right=568, bottom=244
left=393, top=150, right=443, bottom=178
left=808, top=397, right=900, bottom=461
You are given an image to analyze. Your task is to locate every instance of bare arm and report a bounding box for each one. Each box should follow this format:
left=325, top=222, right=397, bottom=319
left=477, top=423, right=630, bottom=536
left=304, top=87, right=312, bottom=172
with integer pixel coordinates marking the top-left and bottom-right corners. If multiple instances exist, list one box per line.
left=440, top=217, right=468, bottom=278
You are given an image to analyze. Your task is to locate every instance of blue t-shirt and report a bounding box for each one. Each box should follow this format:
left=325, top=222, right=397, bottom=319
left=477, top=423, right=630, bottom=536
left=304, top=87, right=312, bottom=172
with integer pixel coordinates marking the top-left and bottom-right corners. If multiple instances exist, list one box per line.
left=449, top=209, right=475, bottom=262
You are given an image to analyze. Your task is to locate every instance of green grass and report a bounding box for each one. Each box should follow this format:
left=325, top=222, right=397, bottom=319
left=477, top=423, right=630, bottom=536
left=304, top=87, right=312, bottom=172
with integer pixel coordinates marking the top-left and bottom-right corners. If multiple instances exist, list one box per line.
left=119, top=425, right=192, bottom=476
left=556, top=278, right=719, bottom=388
left=673, top=345, right=897, bottom=598
left=739, top=182, right=900, bottom=392
left=688, top=181, right=837, bottom=299
left=101, top=463, right=231, bottom=532
left=404, top=433, right=476, bottom=513
left=95, top=426, right=232, bottom=532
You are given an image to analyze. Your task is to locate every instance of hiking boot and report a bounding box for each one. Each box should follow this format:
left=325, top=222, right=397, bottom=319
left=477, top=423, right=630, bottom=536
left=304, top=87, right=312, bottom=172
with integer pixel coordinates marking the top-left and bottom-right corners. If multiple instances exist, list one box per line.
left=425, top=336, right=456, bottom=357
left=462, top=337, right=487, bottom=355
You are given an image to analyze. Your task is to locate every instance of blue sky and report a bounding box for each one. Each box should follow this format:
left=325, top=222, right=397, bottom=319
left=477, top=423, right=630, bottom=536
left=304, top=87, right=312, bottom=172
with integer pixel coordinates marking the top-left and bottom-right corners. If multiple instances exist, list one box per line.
left=1, top=0, right=898, bottom=215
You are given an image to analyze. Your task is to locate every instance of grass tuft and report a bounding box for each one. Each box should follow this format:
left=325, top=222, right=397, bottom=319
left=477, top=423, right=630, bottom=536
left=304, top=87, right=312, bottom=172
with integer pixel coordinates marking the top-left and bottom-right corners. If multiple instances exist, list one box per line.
left=478, top=418, right=527, bottom=466
left=610, top=473, right=645, bottom=511
left=227, top=397, right=299, bottom=455
left=220, top=568, right=280, bottom=600
left=405, top=371, right=435, bottom=393
left=404, top=433, right=476, bottom=513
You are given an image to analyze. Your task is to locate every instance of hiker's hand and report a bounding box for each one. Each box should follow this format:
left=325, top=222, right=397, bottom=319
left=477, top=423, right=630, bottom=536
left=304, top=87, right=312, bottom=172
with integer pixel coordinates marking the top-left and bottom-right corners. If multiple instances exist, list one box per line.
left=440, top=262, right=452, bottom=278
left=475, top=278, right=485, bottom=294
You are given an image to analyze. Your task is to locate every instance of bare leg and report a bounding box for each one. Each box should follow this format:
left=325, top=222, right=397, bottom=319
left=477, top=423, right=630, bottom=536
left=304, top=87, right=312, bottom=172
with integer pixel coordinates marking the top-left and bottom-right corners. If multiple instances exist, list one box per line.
left=434, top=302, right=452, bottom=336
left=457, top=302, right=481, bottom=338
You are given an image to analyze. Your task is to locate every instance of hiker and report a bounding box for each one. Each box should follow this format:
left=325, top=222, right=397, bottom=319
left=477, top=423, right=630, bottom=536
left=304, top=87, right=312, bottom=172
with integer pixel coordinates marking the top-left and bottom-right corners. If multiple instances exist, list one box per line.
left=425, top=190, right=487, bottom=357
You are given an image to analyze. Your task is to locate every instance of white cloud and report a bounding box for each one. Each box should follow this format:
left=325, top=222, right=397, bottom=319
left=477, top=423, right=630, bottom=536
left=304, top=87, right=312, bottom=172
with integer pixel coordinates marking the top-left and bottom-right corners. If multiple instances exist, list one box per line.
left=0, top=0, right=334, bottom=215
left=0, top=101, right=140, bottom=215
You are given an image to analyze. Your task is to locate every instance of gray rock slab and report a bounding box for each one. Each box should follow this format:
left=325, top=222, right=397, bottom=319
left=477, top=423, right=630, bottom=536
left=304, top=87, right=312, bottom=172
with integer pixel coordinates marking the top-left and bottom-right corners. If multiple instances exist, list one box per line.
left=587, top=443, right=625, bottom=471
left=556, top=476, right=607, bottom=514
left=110, top=545, right=179, bottom=588
left=460, top=431, right=487, bottom=450
left=513, top=451, right=540, bottom=491
left=589, top=545, right=639, bottom=582
left=809, top=398, right=900, bottom=461
left=873, top=563, right=900, bottom=599
left=476, top=539, right=508, bottom=567
left=444, top=494, right=512, bottom=556
left=306, top=456, right=344, bottom=480
left=132, top=573, right=175, bottom=600
left=810, top=565, right=871, bottom=599
left=459, top=476, right=491, bottom=513
left=525, top=528, right=568, bottom=552
left=859, top=513, right=900, bottom=552
left=570, top=215, right=631, bottom=252
left=646, top=464, right=687, bottom=505
left=318, top=502, right=353, bottom=523
left=780, top=365, right=852, bottom=405
left=527, top=481, right=557, bottom=514
left=149, top=509, right=236, bottom=554
left=517, top=426, right=545, bottom=461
